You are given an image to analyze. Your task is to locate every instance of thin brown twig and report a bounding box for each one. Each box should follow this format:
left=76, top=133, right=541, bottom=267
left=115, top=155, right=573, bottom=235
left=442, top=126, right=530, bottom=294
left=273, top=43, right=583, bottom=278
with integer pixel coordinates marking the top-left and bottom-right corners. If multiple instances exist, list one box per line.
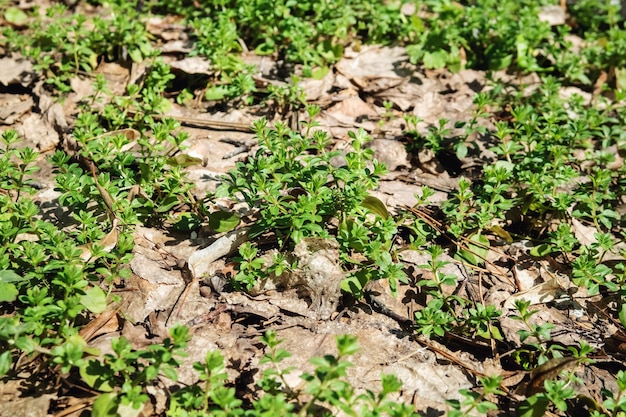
left=404, top=205, right=514, bottom=285
left=127, top=110, right=253, bottom=132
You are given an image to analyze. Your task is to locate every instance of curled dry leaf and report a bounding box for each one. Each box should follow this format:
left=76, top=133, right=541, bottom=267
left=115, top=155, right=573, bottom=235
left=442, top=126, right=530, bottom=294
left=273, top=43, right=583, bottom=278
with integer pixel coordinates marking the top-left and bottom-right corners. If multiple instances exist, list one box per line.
left=188, top=227, right=250, bottom=279
left=504, top=279, right=561, bottom=310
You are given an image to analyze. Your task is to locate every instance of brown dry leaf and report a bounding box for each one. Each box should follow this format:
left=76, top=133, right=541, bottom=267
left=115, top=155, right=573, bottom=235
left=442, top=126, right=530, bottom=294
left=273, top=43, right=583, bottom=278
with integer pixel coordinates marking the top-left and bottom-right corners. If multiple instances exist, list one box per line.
left=572, top=217, right=598, bottom=246
left=17, top=113, right=60, bottom=152
left=374, top=180, right=427, bottom=208
left=327, top=95, right=377, bottom=119
left=500, top=370, right=527, bottom=389
left=189, top=228, right=250, bottom=279
left=69, top=76, right=96, bottom=104
left=559, top=86, right=592, bottom=106
left=299, top=69, right=335, bottom=101
left=336, top=46, right=410, bottom=80
left=366, top=138, right=409, bottom=171
left=126, top=252, right=185, bottom=322
left=352, top=76, right=405, bottom=94
left=412, top=91, right=445, bottom=121
left=146, top=15, right=186, bottom=41
left=252, top=237, right=344, bottom=320
left=538, top=4, right=567, bottom=26
left=0, top=380, right=55, bottom=417
left=525, top=357, right=579, bottom=395
left=0, top=93, right=32, bottom=124
left=221, top=292, right=281, bottom=319
left=96, top=61, right=130, bottom=96
left=364, top=279, right=416, bottom=323
left=161, top=39, right=194, bottom=54
left=503, top=278, right=564, bottom=310
left=375, top=79, right=438, bottom=111
left=417, top=148, right=448, bottom=176
left=267, top=294, right=311, bottom=317
left=79, top=309, right=120, bottom=343
left=319, top=95, right=378, bottom=134
left=514, top=264, right=540, bottom=291
left=38, top=92, right=69, bottom=133
left=170, top=56, right=212, bottom=75
left=0, top=57, right=34, bottom=87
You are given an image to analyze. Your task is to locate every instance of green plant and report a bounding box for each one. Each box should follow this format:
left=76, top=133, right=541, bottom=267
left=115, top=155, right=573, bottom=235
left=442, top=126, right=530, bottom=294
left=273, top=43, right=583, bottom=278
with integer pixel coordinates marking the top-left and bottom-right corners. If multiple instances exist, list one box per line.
left=265, top=76, right=307, bottom=116
left=406, top=0, right=591, bottom=82
left=5, top=0, right=626, bottom=415
left=517, top=342, right=594, bottom=417
left=510, top=299, right=559, bottom=369
left=412, top=245, right=502, bottom=340
left=0, top=129, right=110, bottom=377
left=233, top=242, right=267, bottom=290
left=219, top=107, right=403, bottom=296
left=462, top=303, right=503, bottom=341
left=51, top=111, right=196, bottom=228
left=599, top=369, right=626, bottom=416
left=86, top=325, right=190, bottom=416
left=169, top=332, right=417, bottom=417
left=447, top=375, right=504, bottom=417
left=1, top=2, right=155, bottom=95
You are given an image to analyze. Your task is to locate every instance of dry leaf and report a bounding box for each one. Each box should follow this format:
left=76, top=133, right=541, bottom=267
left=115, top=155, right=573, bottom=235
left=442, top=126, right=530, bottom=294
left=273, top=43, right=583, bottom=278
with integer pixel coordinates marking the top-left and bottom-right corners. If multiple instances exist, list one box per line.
left=188, top=227, right=250, bottom=279
left=504, top=278, right=563, bottom=310
left=79, top=309, right=120, bottom=343
left=525, top=357, right=579, bottom=395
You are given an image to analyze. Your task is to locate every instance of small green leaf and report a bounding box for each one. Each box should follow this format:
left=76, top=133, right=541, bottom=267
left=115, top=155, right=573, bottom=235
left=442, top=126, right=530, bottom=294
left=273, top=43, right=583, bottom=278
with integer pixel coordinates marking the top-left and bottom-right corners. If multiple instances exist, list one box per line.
left=455, top=142, right=468, bottom=159
left=494, top=160, right=515, bottom=172
left=156, top=195, right=180, bottom=212
left=0, top=351, right=12, bottom=377
left=128, top=48, right=143, bottom=63
left=423, top=51, right=448, bottom=69
left=518, top=394, right=550, bottom=417
left=117, top=400, right=144, bottom=417
left=208, top=211, right=240, bottom=233
left=92, top=393, right=119, bottom=417
left=361, top=195, right=389, bottom=219
left=489, top=325, right=504, bottom=341
left=488, top=54, right=513, bottom=71
left=489, top=225, right=513, bottom=243
left=4, top=7, right=28, bottom=26
left=81, top=360, right=114, bottom=392
left=167, top=154, right=203, bottom=167
left=14, top=336, right=37, bottom=353
left=254, top=42, right=275, bottom=56
left=80, top=286, right=107, bottom=314
left=205, top=86, right=230, bottom=101
left=380, top=373, right=402, bottom=396
left=456, top=233, right=489, bottom=266
left=0, top=283, right=18, bottom=302
left=311, top=66, right=330, bottom=80
left=619, top=304, right=626, bottom=329
left=173, top=212, right=203, bottom=232
left=530, top=243, right=554, bottom=257
left=340, top=273, right=368, bottom=298
left=0, top=270, right=27, bottom=283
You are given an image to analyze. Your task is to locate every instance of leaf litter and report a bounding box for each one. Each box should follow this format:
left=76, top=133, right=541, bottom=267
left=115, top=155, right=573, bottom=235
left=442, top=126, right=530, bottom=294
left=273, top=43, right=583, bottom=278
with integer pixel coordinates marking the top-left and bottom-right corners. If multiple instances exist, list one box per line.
left=1, top=1, right=625, bottom=416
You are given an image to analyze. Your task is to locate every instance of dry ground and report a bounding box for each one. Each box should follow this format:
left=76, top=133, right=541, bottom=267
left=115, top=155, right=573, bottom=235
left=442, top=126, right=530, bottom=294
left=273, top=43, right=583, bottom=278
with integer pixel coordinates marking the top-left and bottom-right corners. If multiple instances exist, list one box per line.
left=1, top=3, right=625, bottom=416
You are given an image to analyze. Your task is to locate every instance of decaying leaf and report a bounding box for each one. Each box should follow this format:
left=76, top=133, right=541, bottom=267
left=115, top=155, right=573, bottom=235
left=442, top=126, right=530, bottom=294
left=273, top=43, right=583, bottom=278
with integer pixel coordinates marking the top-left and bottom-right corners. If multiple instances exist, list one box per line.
left=525, top=357, right=579, bottom=396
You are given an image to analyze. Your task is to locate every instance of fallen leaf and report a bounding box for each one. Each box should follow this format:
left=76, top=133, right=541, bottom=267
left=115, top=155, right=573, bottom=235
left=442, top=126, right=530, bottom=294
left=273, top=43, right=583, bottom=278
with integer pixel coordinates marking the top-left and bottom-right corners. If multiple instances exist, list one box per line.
left=79, top=309, right=120, bottom=343
left=504, top=278, right=565, bottom=310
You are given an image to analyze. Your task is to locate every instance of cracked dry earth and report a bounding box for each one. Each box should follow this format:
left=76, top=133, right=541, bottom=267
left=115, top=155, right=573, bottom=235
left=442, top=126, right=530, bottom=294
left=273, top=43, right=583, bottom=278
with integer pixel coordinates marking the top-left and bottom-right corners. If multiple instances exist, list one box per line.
left=1, top=15, right=626, bottom=417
